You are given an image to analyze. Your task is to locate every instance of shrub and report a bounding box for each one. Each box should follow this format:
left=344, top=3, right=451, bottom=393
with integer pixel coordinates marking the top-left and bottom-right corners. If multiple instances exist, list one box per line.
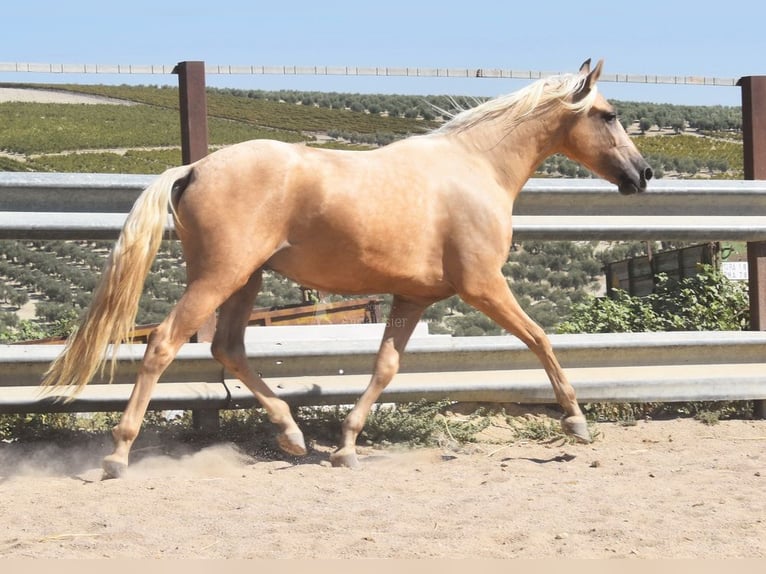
left=558, top=265, right=748, bottom=334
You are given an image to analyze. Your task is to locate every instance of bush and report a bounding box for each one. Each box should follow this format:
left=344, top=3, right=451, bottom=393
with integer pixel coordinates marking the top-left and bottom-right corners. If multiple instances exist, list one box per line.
left=558, top=264, right=749, bottom=333
left=0, top=319, right=48, bottom=343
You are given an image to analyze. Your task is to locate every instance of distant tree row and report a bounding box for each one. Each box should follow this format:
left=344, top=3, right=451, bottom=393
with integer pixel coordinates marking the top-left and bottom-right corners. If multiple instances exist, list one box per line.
left=633, top=133, right=743, bottom=178
left=31, top=83, right=743, bottom=135
left=613, top=100, right=741, bottom=134
left=217, top=88, right=482, bottom=122
left=216, top=88, right=742, bottom=134
left=325, top=129, right=398, bottom=147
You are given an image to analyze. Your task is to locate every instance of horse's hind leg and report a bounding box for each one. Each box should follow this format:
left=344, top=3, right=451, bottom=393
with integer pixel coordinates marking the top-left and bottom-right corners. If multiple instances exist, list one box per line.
left=101, top=276, right=235, bottom=479
left=330, top=296, right=426, bottom=469
left=459, top=272, right=590, bottom=442
left=211, top=270, right=306, bottom=456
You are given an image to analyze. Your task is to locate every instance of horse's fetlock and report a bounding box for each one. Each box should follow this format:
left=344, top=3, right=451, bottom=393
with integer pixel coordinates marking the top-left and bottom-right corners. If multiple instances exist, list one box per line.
left=267, top=401, right=297, bottom=428
left=343, top=412, right=366, bottom=436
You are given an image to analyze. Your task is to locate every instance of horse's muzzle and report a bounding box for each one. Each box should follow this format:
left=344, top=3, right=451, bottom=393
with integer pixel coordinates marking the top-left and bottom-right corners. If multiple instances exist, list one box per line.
left=618, top=165, right=653, bottom=195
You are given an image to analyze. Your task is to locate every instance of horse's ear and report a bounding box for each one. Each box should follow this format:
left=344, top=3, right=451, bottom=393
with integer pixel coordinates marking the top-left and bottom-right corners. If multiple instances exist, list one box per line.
left=575, top=59, right=604, bottom=100
left=586, top=59, right=604, bottom=87
left=588, top=60, right=604, bottom=88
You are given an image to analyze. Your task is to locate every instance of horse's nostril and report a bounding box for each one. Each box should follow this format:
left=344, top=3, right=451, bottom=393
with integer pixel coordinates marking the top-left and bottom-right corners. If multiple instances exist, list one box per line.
left=643, top=167, right=653, bottom=181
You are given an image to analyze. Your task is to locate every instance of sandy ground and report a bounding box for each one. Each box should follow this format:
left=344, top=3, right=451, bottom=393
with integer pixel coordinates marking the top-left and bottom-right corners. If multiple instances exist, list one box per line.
left=0, top=416, right=764, bottom=559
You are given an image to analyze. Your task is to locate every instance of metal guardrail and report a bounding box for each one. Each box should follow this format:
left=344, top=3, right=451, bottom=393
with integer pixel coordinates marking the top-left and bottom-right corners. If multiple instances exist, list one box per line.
left=1, top=172, right=766, bottom=417
left=1, top=332, right=765, bottom=414
left=2, top=173, right=766, bottom=241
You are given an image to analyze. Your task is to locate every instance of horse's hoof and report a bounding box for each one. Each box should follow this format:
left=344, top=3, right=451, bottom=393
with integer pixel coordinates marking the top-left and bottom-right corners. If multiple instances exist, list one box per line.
left=101, top=456, right=128, bottom=480
left=561, top=415, right=591, bottom=443
left=277, top=431, right=307, bottom=456
left=329, top=449, right=360, bottom=469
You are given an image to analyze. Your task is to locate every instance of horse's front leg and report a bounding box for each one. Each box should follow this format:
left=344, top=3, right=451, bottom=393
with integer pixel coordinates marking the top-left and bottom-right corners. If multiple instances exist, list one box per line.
left=459, top=272, right=591, bottom=442
left=330, top=296, right=427, bottom=468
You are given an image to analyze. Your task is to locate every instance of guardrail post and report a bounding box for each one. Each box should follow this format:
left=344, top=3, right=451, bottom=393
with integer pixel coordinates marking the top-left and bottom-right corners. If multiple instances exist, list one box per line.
left=739, top=75, right=766, bottom=418
left=173, top=60, right=219, bottom=430
left=173, top=61, right=209, bottom=165
left=172, top=61, right=217, bottom=344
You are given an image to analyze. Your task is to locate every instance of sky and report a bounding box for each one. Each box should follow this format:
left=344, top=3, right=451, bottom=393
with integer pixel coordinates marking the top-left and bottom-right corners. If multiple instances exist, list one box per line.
left=2, top=0, right=764, bottom=106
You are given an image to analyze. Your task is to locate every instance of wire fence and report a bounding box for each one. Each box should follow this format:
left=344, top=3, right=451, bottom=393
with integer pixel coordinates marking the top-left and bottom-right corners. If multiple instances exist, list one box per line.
left=0, top=61, right=739, bottom=87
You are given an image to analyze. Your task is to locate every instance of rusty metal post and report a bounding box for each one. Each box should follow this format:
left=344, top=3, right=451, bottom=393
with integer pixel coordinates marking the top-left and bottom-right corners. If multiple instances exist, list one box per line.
left=738, top=75, right=766, bottom=418
left=173, top=61, right=217, bottom=345
left=173, top=61, right=209, bottom=164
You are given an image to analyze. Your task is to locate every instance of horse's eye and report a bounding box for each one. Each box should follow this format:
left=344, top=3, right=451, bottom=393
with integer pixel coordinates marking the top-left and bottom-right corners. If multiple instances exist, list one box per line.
left=604, top=112, right=617, bottom=123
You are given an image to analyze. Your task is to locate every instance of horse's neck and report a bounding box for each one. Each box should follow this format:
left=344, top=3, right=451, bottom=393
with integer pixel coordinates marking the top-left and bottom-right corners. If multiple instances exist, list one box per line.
left=454, top=114, right=562, bottom=197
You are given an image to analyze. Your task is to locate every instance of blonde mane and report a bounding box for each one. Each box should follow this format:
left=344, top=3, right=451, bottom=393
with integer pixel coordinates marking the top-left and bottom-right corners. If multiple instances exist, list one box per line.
left=435, top=72, right=598, bottom=135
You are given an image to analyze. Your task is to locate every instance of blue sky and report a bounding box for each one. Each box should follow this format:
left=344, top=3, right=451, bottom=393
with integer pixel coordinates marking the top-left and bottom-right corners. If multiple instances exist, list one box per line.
left=2, top=0, right=764, bottom=106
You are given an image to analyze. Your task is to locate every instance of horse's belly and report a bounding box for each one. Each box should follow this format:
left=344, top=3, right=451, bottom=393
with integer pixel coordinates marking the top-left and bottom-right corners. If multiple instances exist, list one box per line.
left=265, top=246, right=450, bottom=299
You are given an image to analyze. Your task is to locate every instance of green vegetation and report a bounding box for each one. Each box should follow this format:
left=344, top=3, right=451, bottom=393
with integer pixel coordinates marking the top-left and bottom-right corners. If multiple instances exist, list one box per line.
left=0, top=401, right=493, bottom=454
left=613, top=100, right=741, bottom=134
left=581, top=400, right=754, bottom=426
left=10, top=83, right=434, bottom=138
left=557, top=264, right=753, bottom=425
left=1, top=83, right=743, bottom=177
left=0, top=239, right=177, bottom=340
left=25, top=149, right=184, bottom=174
left=0, top=83, right=749, bottom=341
left=0, top=101, right=304, bottom=156
left=633, top=134, right=743, bottom=179
left=43, top=83, right=742, bottom=134
left=558, top=265, right=749, bottom=334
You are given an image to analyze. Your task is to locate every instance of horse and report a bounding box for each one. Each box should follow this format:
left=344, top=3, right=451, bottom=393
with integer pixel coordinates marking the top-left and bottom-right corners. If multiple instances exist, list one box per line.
left=42, top=58, right=652, bottom=478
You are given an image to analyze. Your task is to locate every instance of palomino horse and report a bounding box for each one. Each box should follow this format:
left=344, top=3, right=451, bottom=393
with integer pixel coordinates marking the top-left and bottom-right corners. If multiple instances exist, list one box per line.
left=43, top=59, right=652, bottom=478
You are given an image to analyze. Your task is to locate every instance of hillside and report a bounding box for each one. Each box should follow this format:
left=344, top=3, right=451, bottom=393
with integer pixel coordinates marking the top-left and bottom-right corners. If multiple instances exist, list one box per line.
left=0, top=83, right=743, bottom=177
left=0, top=83, right=746, bottom=341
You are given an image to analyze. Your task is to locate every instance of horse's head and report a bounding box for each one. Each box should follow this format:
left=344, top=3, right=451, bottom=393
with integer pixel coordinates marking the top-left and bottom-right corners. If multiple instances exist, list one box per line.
left=560, top=59, right=653, bottom=195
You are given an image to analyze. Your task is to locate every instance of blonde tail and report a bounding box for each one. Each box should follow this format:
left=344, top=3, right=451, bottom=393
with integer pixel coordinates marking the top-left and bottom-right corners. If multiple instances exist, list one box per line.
left=41, top=165, right=193, bottom=396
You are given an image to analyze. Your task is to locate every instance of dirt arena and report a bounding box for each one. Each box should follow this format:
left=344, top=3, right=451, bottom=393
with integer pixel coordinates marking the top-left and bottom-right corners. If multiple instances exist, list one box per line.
left=0, top=416, right=764, bottom=559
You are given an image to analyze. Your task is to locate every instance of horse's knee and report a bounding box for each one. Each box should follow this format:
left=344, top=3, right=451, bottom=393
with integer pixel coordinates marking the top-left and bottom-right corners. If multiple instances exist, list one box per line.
left=375, top=356, right=399, bottom=382
left=374, top=339, right=400, bottom=381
